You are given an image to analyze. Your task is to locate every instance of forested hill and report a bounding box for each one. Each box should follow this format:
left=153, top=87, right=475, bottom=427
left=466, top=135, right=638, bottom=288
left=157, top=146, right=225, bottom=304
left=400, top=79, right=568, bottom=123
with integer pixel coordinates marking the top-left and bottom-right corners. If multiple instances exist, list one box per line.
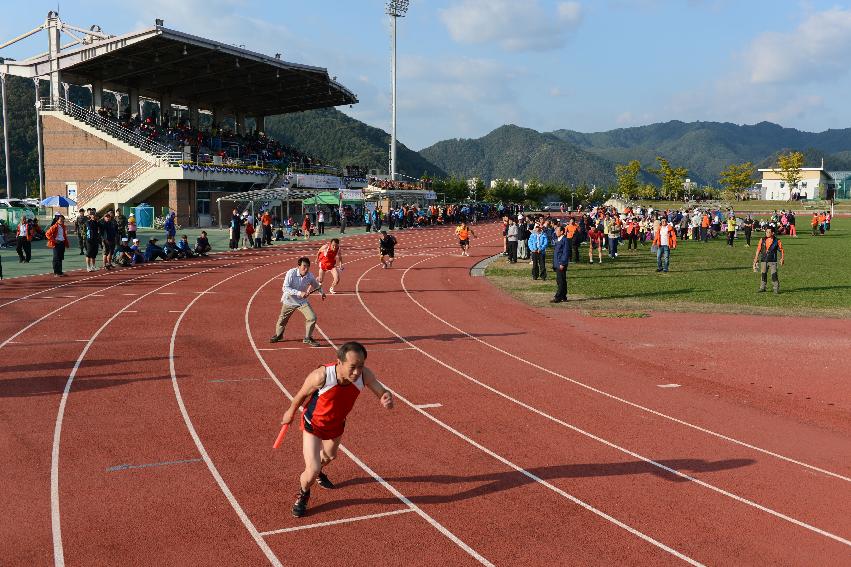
left=263, top=108, right=445, bottom=179
left=550, top=120, right=851, bottom=185
left=0, top=75, right=41, bottom=196
left=418, top=124, right=617, bottom=186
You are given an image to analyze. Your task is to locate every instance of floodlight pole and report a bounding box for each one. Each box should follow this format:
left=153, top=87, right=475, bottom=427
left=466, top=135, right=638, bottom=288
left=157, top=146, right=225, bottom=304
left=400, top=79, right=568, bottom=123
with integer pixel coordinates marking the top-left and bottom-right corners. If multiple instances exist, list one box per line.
left=1, top=73, right=11, bottom=199
left=387, top=1, right=408, bottom=181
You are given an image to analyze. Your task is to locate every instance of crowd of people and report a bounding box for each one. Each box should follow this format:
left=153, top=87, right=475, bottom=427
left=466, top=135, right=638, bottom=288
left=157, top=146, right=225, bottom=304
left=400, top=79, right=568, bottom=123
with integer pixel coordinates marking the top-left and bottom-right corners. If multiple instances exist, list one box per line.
left=499, top=203, right=818, bottom=298
left=96, top=107, right=322, bottom=169
left=66, top=208, right=213, bottom=274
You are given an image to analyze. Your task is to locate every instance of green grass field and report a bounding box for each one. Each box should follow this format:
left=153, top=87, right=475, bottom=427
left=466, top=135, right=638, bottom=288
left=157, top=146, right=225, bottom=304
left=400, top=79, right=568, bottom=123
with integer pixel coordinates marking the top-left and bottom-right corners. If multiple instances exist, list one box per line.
left=486, top=218, right=851, bottom=317
left=628, top=200, right=850, bottom=213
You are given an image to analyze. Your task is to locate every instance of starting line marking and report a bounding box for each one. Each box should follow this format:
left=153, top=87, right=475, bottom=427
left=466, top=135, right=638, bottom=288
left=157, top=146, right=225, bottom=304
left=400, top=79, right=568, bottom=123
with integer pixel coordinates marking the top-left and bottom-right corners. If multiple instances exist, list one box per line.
left=259, top=508, right=414, bottom=537
left=657, top=384, right=682, bottom=388
left=106, top=458, right=202, bottom=472
left=414, top=403, right=442, bottom=409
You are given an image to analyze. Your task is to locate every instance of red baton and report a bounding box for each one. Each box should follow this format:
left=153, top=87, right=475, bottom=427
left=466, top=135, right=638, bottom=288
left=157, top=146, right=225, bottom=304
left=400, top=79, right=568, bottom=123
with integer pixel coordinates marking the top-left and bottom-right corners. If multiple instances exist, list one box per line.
left=273, top=423, right=289, bottom=449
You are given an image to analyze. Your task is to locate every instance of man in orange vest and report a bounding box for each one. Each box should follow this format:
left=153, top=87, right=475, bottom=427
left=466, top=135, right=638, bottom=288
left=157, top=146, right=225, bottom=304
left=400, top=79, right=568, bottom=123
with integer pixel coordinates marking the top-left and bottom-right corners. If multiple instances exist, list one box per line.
left=753, top=227, right=785, bottom=294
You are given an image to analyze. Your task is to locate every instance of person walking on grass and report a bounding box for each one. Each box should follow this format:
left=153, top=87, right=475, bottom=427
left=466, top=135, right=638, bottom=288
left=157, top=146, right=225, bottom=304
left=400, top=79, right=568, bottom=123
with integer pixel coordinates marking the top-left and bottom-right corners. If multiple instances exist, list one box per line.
left=753, top=227, right=784, bottom=294
left=528, top=223, right=548, bottom=280
left=743, top=215, right=754, bottom=247
left=726, top=215, right=736, bottom=247
left=653, top=217, right=677, bottom=273
left=270, top=257, right=326, bottom=347
left=316, top=238, right=343, bottom=294
left=281, top=341, right=394, bottom=518
left=45, top=215, right=70, bottom=277
left=551, top=225, right=570, bottom=303
left=587, top=224, right=603, bottom=264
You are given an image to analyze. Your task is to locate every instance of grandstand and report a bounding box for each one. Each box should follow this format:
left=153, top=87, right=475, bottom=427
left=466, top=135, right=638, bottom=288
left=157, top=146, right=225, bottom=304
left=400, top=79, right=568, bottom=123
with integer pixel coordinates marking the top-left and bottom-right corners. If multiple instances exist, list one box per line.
left=0, top=12, right=357, bottom=227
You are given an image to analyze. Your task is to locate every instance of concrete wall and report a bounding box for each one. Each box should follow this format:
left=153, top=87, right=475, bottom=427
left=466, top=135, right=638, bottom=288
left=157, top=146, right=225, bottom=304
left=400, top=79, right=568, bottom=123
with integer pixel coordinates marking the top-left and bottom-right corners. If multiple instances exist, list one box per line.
left=42, top=115, right=139, bottom=200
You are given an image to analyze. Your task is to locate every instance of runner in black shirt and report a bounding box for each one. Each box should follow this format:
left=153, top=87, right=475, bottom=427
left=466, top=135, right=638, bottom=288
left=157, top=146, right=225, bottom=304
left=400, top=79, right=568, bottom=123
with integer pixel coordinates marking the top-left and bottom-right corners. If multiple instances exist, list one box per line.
left=379, top=230, right=397, bottom=269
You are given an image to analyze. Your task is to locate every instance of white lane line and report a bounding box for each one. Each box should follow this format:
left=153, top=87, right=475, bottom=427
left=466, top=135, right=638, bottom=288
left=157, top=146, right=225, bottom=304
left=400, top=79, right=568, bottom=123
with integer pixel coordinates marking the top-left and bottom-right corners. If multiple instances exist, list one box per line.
left=1, top=262, right=190, bottom=351
left=42, top=296, right=55, bottom=299
left=260, top=508, right=415, bottom=536
left=170, top=264, right=287, bottom=567
left=122, top=293, right=137, bottom=296
left=245, top=270, right=493, bottom=567
left=316, top=325, right=700, bottom=566
left=50, top=260, right=250, bottom=567
left=657, top=384, right=682, bottom=389
left=361, top=260, right=851, bottom=550
left=169, top=310, right=183, bottom=313
left=91, top=294, right=105, bottom=297
left=159, top=292, right=177, bottom=295
left=415, top=403, right=443, bottom=409
left=123, top=310, right=138, bottom=313
left=399, top=255, right=851, bottom=485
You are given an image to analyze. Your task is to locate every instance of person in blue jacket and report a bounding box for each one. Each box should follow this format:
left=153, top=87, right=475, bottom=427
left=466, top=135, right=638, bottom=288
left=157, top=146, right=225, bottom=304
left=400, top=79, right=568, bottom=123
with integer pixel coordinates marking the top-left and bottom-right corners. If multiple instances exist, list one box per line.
left=551, top=224, right=570, bottom=303
left=528, top=223, right=549, bottom=280
left=164, top=211, right=177, bottom=241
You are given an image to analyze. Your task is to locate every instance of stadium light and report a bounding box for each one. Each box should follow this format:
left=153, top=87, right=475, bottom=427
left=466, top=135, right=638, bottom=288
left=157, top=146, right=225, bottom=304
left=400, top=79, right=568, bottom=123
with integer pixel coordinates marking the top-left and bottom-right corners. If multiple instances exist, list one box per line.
left=386, top=0, right=409, bottom=181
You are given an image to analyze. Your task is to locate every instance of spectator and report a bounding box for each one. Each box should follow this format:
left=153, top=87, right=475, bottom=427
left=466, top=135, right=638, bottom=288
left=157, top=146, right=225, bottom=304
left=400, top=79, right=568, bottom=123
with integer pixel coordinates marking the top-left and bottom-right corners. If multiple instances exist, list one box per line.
left=753, top=227, right=784, bottom=294
left=75, top=212, right=87, bottom=255
left=164, top=211, right=177, bottom=241
left=162, top=236, right=180, bottom=260
left=15, top=216, right=33, bottom=263
left=195, top=231, right=212, bottom=256
left=144, top=238, right=168, bottom=262
left=552, top=224, right=570, bottom=303
left=100, top=211, right=118, bottom=270
left=114, top=238, right=134, bottom=266
left=261, top=210, right=273, bottom=245
left=129, top=238, right=145, bottom=264
left=317, top=209, right=326, bottom=235
left=653, top=217, right=677, bottom=273
left=229, top=208, right=241, bottom=250
left=127, top=213, right=137, bottom=241
left=176, top=235, right=194, bottom=258
left=84, top=209, right=102, bottom=272
left=528, top=224, right=548, bottom=280
left=506, top=219, right=518, bottom=263
left=45, top=214, right=70, bottom=277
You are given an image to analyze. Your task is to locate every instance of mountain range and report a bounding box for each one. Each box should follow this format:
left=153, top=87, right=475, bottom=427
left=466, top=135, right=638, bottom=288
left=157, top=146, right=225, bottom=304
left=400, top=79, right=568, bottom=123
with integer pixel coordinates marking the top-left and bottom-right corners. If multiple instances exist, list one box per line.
left=4, top=71, right=851, bottom=195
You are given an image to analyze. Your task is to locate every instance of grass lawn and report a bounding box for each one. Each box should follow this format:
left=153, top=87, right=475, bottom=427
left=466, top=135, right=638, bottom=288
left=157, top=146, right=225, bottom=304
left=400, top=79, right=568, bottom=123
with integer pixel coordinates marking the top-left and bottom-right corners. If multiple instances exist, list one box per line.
left=486, top=218, right=851, bottom=317
left=628, top=200, right=850, bottom=213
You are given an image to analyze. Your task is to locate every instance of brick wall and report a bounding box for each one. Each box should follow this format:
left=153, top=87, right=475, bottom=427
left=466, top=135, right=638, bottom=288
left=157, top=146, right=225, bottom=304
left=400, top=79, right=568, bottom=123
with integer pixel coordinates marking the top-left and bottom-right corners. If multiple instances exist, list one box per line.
left=42, top=115, right=140, bottom=201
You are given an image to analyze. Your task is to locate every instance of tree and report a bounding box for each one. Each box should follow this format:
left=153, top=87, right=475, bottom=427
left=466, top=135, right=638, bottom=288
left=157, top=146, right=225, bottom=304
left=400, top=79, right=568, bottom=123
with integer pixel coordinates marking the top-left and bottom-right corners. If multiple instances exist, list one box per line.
left=719, top=162, right=755, bottom=200
left=647, top=156, right=689, bottom=200
left=773, top=151, right=804, bottom=198
left=614, top=160, right=642, bottom=199
left=524, top=177, right=545, bottom=205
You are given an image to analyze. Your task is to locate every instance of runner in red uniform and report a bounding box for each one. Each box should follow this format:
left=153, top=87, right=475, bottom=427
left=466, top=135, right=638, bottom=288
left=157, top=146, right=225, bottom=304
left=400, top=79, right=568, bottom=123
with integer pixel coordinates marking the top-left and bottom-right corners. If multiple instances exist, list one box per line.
left=281, top=341, right=394, bottom=517
left=316, top=238, right=343, bottom=294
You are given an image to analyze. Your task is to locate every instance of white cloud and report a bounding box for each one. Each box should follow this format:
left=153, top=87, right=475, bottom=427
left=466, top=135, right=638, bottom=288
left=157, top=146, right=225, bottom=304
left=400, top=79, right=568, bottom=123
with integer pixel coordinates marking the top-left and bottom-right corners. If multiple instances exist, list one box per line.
left=440, top=0, right=583, bottom=52
left=743, top=7, right=851, bottom=84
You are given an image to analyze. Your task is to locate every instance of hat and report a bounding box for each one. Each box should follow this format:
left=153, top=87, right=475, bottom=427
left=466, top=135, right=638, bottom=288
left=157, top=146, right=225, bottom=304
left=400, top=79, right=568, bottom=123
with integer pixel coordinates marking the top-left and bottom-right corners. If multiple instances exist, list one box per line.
left=121, top=237, right=128, bottom=242
left=132, top=238, right=139, bottom=243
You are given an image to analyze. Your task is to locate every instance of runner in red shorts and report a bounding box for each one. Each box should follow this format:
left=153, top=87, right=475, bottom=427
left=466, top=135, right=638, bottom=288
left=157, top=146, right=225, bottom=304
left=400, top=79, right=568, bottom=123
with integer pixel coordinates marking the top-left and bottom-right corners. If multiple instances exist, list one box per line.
left=280, top=341, right=394, bottom=517
left=316, top=238, right=343, bottom=294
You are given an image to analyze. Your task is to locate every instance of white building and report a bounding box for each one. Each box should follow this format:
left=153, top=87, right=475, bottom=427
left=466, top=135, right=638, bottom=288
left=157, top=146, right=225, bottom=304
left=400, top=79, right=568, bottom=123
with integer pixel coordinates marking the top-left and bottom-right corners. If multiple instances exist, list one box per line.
left=758, top=166, right=829, bottom=200
left=489, top=178, right=522, bottom=189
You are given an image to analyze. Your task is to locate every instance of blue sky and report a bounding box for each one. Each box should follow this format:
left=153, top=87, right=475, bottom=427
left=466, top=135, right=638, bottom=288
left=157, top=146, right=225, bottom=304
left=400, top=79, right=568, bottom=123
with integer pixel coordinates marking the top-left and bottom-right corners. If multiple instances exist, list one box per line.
left=3, top=1, right=851, bottom=149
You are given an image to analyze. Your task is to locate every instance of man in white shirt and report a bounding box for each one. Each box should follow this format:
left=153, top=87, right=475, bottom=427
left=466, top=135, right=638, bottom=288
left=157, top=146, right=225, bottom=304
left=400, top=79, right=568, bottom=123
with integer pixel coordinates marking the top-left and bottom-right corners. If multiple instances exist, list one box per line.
left=270, top=257, right=327, bottom=347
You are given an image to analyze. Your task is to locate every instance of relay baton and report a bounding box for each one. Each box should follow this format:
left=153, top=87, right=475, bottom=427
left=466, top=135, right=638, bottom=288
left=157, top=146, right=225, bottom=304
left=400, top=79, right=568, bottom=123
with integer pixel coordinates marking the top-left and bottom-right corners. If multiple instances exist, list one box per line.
left=272, top=423, right=289, bottom=449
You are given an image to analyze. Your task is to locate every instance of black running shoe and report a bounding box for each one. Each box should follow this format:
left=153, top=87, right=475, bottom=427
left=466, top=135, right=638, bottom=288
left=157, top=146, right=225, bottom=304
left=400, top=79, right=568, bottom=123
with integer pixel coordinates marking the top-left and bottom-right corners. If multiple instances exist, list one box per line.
left=317, top=472, right=335, bottom=489
left=292, top=489, right=310, bottom=517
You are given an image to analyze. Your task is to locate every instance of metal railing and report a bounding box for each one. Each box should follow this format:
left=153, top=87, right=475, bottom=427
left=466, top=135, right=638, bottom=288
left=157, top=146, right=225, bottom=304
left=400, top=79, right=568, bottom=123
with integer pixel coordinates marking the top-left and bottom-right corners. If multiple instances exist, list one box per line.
left=40, top=97, right=177, bottom=159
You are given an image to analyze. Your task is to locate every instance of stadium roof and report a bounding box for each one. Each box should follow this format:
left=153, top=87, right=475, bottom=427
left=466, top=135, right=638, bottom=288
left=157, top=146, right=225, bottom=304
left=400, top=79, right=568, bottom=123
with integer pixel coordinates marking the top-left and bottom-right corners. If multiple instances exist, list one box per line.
left=0, top=23, right=357, bottom=116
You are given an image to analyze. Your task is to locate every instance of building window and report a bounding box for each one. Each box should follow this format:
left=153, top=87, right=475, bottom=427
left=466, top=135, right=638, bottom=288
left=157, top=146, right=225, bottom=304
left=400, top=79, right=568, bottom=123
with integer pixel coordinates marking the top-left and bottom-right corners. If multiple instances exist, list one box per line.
left=780, top=182, right=785, bottom=188
left=197, top=199, right=210, bottom=215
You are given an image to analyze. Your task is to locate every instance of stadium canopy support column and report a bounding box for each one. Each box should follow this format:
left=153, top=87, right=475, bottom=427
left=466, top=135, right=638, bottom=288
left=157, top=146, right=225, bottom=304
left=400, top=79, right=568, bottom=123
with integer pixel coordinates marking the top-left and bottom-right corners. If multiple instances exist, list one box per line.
left=189, top=104, right=200, bottom=130
left=256, top=115, right=266, bottom=134
left=1, top=73, right=11, bottom=199
left=160, top=93, right=172, bottom=127
left=217, top=199, right=222, bottom=230
left=92, top=80, right=104, bottom=111
left=236, top=112, right=245, bottom=136
left=213, top=107, right=223, bottom=128
left=33, top=77, right=45, bottom=201
left=128, top=88, right=139, bottom=119
left=47, top=11, right=61, bottom=105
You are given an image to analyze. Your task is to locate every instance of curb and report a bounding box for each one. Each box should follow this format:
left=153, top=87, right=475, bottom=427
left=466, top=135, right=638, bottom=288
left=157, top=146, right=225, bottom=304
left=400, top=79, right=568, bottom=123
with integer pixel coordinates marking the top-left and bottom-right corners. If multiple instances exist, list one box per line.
left=470, top=253, right=504, bottom=277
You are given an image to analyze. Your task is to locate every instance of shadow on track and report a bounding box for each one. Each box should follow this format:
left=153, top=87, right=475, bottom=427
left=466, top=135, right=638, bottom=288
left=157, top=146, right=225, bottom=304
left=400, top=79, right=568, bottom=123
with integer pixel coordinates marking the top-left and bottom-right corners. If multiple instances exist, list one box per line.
left=306, top=458, right=756, bottom=515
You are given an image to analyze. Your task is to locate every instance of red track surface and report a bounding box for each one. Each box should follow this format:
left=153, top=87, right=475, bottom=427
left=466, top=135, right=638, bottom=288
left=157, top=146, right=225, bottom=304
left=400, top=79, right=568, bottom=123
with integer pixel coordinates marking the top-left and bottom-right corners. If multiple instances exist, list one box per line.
left=1, top=224, right=849, bottom=566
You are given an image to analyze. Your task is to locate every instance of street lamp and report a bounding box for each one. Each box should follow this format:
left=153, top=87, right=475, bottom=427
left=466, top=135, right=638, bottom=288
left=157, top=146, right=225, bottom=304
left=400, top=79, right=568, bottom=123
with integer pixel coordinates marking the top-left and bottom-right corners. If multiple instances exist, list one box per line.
left=386, top=0, right=409, bottom=181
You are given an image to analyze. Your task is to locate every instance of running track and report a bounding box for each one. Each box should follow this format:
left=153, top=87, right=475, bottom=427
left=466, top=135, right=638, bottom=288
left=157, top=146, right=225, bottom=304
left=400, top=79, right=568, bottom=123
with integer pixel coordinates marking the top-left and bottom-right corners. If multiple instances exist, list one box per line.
left=1, top=224, right=849, bottom=566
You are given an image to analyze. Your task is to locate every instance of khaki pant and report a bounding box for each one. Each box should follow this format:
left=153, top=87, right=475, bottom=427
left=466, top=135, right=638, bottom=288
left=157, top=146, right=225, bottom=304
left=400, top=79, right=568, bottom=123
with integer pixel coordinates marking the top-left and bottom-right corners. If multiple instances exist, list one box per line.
left=759, top=261, right=779, bottom=293
left=274, top=302, right=317, bottom=340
